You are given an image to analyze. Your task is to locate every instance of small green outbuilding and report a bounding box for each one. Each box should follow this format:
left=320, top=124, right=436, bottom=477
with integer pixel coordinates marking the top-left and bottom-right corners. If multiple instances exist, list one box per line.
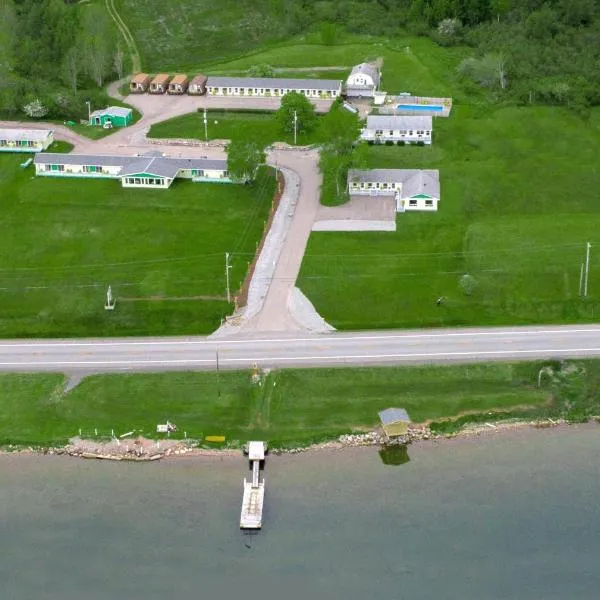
left=89, top=106, right=133, bottom=128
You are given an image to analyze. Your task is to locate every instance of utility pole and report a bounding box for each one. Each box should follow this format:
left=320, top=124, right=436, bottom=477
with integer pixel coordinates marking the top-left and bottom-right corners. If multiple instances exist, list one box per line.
left=584, top=242, right=592, bottom=297
left=225, top=252, right=232, bottom=303
left=216, top=350, right=220, bottom=401
left=86, top=100, right=91, bottom=122
left=203, top=108, right=208, bottom=141
left=293, top=110, right=297, bottom=145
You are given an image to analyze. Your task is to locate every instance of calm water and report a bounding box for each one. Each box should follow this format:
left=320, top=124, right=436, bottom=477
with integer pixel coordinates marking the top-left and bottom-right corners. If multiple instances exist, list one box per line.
left=2, top=426, right=600, bottom=599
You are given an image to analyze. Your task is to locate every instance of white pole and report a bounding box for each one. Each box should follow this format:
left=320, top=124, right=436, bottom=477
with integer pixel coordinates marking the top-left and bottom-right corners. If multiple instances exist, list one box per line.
left=584, top=242, right=592, bottom=297
left=203, top=108, right=208, bottom=140
left=579, top=263, right=584, bottom=296
left=86, top=101, right=91, bottom=122
left=293, top=110, right=297, bottom=145
left=225, top=252, right=232, bottom=303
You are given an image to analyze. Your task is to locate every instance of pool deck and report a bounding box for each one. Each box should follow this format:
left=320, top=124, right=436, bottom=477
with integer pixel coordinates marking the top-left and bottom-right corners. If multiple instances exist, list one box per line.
left=377, top=95, right=452, bottom=118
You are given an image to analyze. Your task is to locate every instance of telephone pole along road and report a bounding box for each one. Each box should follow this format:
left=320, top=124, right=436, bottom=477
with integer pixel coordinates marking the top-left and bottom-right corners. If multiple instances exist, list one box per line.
left=1, top=325, right=600, bottom=373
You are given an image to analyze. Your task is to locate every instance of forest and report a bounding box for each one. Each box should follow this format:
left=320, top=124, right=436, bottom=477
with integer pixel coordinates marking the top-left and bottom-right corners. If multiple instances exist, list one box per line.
left=0, top=0, right=599, bottom=120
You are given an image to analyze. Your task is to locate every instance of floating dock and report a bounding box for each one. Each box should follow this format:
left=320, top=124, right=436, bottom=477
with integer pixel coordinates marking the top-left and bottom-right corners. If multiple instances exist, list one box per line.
left=240, top=441, right=266, bottom=529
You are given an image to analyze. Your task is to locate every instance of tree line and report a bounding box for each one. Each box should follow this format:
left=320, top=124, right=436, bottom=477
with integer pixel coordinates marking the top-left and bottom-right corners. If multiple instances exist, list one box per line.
left=0, top=0, right=125, bottom=120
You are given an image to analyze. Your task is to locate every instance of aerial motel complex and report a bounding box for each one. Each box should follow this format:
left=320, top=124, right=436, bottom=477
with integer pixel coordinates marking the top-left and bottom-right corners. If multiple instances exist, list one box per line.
left=0, top=128, right=54, bottom=152
left=347, top=169, right=440, bottom=212
left=205, top=76, right=342, bottom=99
left=33, top=152, right=230, bottom=189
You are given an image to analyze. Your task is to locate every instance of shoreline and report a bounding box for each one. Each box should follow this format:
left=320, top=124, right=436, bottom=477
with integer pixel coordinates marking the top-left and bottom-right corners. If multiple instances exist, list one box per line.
left=1, top=417, right=596, bottom=462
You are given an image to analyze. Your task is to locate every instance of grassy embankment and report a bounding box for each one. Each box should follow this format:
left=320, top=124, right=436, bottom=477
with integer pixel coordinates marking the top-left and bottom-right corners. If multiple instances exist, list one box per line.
left=2, top=359, right=599, bottom=448
left=0, top=155, right=276, bottom=337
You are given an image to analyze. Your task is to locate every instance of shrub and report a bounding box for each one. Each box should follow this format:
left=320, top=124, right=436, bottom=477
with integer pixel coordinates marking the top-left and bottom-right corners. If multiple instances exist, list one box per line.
left=396, top=140, right=405, bottom=146
left=416, top=140, right=425, bottom=146
left=367, top=140, right=374, bottom=145
left=385, top=140, right=394, bottom=146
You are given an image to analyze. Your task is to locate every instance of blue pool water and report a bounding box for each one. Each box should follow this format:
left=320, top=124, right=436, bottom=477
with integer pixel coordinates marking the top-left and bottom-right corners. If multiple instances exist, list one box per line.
left=397, top=104, right=443, bottom=111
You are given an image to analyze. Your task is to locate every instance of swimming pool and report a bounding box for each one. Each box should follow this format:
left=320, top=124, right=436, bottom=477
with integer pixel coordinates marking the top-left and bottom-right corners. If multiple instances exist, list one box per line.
left=396, top=104, right=444, bottom=112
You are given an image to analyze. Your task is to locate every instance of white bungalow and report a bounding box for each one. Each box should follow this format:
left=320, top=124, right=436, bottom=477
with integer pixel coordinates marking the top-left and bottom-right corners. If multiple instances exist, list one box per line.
left=0, top=128, right=54, bottom=152
left=205, top=76, right=342, bottom=99
left=347, top=169, right=440, bottom=212
left=345, top=63, right=380, bottom=98
left=361, top=115, right=432, bottom=145
left=33, top=152, right=230, bottom=189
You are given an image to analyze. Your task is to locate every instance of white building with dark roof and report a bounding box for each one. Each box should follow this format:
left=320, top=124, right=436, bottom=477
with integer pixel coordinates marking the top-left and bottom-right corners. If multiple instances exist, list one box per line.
left=205, top=76, right=342, bottom=99
left=347, top=169, right=440, bottom=212
left=34, top=152, right=230, bottom=189
left=361, top=115, right=432, bottom=144
left=0, top=128, right=54, bottom=152
left=346, top=63, right=380, bottom=97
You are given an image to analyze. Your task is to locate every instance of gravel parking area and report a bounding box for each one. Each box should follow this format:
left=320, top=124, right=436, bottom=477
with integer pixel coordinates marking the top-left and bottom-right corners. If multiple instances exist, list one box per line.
left=313, top=194, right=397, bottom=231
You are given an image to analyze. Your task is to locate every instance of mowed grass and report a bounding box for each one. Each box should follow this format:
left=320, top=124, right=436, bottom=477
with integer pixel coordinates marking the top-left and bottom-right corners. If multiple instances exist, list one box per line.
left=0, top=362, right=548, bottom=446
left=300, top=105, right=600, bottom=329
left=148, top=110, right=327, bottom=146
left=0, top=156, right=275, bottom=337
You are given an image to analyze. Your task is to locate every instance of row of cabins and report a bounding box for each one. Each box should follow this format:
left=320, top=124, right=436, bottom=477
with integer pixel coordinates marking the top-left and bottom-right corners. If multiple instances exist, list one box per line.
left=33, top=152, right=230, bottom=189
left=130, top=73, right=342, bottom=99
left=347, top=169, right=440, bottom=212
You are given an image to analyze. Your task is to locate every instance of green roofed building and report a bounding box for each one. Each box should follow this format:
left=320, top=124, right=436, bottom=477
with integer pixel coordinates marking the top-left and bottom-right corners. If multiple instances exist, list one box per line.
left=378, top=408, right=411, bottom=437
left=89, top=106, right=133, bottom=128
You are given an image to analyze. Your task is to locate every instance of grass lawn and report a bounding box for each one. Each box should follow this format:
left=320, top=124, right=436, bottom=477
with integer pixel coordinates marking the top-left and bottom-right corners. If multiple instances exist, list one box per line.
left=299, top=105, right=600, bottom=330
left=148, top=109, right=327, bottom=146
left=0, top=156, right=275, bottom=337
left=0, top=361, right=551, bottom=446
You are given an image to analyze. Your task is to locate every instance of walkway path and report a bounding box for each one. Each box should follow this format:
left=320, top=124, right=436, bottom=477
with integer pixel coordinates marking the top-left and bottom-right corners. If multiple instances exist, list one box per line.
left=105, top=0, right=141, bottom=73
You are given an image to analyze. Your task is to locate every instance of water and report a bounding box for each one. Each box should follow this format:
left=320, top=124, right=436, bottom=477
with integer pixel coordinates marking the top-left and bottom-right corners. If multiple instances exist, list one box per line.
left=2, top=425, right=600, bottom=599
left=396, top=104, right=444, bottom=111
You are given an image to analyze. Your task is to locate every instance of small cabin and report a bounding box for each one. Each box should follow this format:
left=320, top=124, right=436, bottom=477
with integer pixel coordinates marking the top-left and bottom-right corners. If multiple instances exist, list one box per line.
left=89, top=106, right=133, bottom=128
left=188, top=74, right=208, bottom=95
left=168, top=74, right=189, bottom=95
left=130, top=73, right=151, bottom=93
left=150, top=74, right=170, bottom=94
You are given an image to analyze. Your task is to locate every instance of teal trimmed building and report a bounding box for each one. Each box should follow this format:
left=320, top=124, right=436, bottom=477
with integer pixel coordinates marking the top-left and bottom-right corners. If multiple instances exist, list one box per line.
left=89, top=106, right=133, bottom=127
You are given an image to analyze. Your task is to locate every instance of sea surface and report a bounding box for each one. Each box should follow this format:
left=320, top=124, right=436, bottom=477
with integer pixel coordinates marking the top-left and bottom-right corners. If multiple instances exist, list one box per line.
left=1, top=425, right=600, bottom=600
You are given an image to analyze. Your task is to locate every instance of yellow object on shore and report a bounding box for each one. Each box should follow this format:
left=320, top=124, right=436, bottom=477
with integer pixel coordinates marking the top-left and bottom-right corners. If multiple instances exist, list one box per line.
left=205, top=436, right=226, bottom=443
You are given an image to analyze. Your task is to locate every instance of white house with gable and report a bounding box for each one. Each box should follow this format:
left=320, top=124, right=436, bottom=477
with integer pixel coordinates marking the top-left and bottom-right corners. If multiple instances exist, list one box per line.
left=361, top=115, right=432, bottom=145
left=34, top=152, right=230, bottom=189
left=0, top=128, right=54, bottom=152
left=347, top=169, right=440, bottom=212
left=345, top=63, right=380, bottom=97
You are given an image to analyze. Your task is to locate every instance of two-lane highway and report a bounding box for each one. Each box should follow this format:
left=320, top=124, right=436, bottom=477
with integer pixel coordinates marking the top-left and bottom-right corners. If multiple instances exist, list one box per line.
left=1, top=325, right=600, bottom=372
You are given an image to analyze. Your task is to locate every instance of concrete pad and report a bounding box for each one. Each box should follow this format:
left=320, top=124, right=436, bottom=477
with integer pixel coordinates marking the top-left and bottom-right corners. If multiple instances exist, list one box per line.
left=312, top=219, right=396, bottom=232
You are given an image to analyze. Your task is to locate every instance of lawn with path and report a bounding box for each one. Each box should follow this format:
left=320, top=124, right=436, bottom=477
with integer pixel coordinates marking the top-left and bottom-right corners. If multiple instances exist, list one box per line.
left=300, top=105, right=600, bottom=330
left=0, top=156, right=276, bottom=337
left=0, top=361, right=553, bottom=447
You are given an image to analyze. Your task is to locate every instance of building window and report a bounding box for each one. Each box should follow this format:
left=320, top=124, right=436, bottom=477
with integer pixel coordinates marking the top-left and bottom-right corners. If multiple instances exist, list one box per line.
left=223, top=170, right=229, bottom=177
left=389, top=130, right=394, bottom=136
left=375, top=130, right=383, bottom=135
left=134, top=178, right=141, bottom=184
left=425, top=200, right=433, bottom=206
left=50, top=164, right=64, bottom=172
left=409, top=199, right=417, bottom=206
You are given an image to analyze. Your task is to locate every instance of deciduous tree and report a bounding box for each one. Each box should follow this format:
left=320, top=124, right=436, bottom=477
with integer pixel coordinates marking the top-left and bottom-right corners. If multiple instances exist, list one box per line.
left=276, top=91, right=317, bottom=136
left=226, top=140, right=266, bottom=183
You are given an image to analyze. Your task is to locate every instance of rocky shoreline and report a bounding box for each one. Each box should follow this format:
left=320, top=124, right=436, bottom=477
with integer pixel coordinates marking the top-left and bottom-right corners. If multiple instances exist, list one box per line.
left=0, top=418, right=584, bottom=460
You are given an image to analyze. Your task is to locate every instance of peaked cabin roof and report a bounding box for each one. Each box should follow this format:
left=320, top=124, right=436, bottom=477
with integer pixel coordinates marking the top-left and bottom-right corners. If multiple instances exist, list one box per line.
left=347, top=169, right=440, bottom=198
left=190, top=74, right=207, bottom=85
left=170, top=74, right=189, bottom=85
left=348, top=63, right=380, bottom=87
left=0, top=128, right=53, bottom=142
left=90, top=106, right=132, bottom=119
left=365, top=115, right=432, bottom=131
left=378, top=408, right=410, bottom=426
left=151, top=73, right=170, bottom=85
left=34, top=153, right=228, bottom=179
left=206, top=76, right=342, bottom=91
left=131, top=73, right=150, bottom=84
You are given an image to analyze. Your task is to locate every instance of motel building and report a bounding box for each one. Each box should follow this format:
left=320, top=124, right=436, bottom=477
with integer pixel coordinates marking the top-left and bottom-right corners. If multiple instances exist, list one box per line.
left=360, top=115, right=433, bottom=145
left=205, top=76, right=342, bottom=99
left=347, top=168, right=440, bottom=212
left=0, top=128, right=54, bottom=152
left=33, top=152, right=230, bottom=189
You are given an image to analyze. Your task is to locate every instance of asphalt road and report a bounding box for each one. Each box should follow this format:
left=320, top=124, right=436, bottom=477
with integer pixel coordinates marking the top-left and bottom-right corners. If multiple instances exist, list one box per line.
left=2, top=325, right=600, bottom=373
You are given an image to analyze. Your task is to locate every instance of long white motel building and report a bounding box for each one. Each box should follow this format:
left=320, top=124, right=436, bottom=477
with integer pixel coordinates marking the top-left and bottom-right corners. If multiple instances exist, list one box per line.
left=0, top=128, right=54, bottom=152
left=348, top=169, right=440, bottom=212
left=360, top=115, right=433, bottom=145
left=205, top=76, right=342, bottom=99
left=33, top=152, right=230, bottom=189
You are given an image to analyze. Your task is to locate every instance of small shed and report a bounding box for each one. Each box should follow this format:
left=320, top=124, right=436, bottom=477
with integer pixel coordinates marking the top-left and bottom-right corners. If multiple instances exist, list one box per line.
left=188, top=74, right=207, bottom=95
left=378, top=408, right=411, bottom=437
left=150, top=74, right=170, bottom=94
left=89, top=106, right=133, bottom=127
left=168, top=74, right=189, bottom=94
left=130, top=73, right=151, bottom=93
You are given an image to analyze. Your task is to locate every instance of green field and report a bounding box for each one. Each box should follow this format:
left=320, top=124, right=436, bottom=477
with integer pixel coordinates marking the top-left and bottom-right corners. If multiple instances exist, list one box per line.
left=300, top=105, right=600, bottom=330
left=0, top=156, right=275, bottom=337
left=148, top=109, right=327, bottom=147
left=0, top=361, right=553, bottom=446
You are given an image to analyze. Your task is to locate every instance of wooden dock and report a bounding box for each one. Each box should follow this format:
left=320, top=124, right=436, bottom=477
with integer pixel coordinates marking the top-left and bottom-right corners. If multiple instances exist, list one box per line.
left=240, top=441, right=266, bottom=529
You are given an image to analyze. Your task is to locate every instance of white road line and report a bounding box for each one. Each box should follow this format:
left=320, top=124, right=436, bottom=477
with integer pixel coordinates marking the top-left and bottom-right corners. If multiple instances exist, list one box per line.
left=0, top=346, right=599, bottom=368
left=0, top=327, right=599, bottom=349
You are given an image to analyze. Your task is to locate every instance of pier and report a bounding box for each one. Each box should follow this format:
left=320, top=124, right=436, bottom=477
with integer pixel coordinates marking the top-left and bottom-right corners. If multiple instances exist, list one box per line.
left=240, top=441, right=266, bottom=529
